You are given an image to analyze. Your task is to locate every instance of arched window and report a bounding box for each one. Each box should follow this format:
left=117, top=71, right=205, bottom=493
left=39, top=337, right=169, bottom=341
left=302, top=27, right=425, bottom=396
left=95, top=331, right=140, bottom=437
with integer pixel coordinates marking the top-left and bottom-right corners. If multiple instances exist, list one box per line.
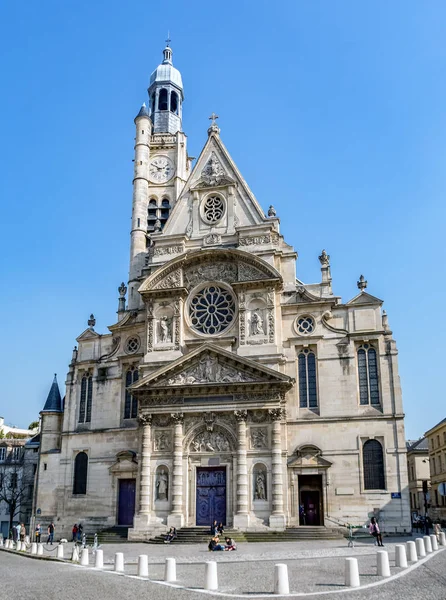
left=363, top=440, right=385, bottom=490
left=151, top=93, right=156, bottom=114
left=159, top=88, right=168, bottom=111
left=298, top=349, right=317, bottom=408
left=73, top=452, right=88, bottom=494
left=79, top=373, right=93, bottom=423
left=124, top=365, right=139, bottom=419
left=357, top=344, right=380, bottom=405
left=170, top=91, right=178, bottom=114
left=160, top=198, right=170, bottom=222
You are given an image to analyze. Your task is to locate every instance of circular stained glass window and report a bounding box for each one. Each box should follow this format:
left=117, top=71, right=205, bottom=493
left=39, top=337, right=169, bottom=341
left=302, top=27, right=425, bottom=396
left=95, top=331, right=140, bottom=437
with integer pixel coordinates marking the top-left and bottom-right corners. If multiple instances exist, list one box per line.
left=296, top=316, right=315, bottom=335
left=202, top=195, right=225, bottom=224
left=189, top=285, right=236, bottom=335
left=125, top=336, right=140, bottom=354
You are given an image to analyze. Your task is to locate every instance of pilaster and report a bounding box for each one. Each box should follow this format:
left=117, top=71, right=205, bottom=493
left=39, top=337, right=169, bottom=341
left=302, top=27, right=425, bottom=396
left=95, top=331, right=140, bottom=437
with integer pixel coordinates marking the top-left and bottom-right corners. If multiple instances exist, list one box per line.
left=168, top=412, right=185, bottom=527
left=233, top=410, right=250, bottom=529
left=268, top=408, right=286, bottom=530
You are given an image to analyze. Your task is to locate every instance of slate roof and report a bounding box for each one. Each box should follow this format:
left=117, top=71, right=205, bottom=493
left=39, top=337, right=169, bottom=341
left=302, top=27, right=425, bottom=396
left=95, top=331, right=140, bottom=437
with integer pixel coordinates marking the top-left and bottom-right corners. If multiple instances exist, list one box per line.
left=406, top=437, right=429, bottom=452
left=135, top=103, right=149, bottom=119
left=41, top=374, right=63, bottom=413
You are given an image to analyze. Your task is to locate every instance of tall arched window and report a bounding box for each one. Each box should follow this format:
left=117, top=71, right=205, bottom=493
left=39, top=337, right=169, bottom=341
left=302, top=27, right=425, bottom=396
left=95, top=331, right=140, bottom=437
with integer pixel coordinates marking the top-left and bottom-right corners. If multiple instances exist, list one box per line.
left=124, top=365, right=139, bottom=419
left=357, top=344, right=380, bottom=405
left=73, top=452, right=88, bottom=495
left=298, top=349, right=318, bottom=408
left=363, top=439, right=385, bottom=490
left=79, top=373, right=93, bottom=423
left=170, top=91, right=178, bottom=114
left=159, top=88, right=168, bottom=111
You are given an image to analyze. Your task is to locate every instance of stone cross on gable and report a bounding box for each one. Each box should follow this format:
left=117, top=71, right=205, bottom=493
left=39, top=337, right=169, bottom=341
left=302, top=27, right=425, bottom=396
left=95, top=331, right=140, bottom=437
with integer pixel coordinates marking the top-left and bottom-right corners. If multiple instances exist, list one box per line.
left=208, top=112, right=219, bottom=125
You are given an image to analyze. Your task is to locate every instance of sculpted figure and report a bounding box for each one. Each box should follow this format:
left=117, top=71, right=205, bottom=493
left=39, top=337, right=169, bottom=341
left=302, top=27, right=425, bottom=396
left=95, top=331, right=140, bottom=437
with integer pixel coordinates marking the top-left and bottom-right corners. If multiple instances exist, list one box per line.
left=156, top=469, right=168, bottom=500
left=251, top=311, right=265, bottom=336
left=251, top=429, right=267, bottom=449
left=159, top=316, right=171, bottom=343
left=255, top=471, right=266, bottom=500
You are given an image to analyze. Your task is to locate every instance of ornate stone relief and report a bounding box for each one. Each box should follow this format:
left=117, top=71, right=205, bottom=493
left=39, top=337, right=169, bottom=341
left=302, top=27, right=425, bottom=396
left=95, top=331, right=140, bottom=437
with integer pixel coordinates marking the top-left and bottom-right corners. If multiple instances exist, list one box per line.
left=253, top=465, right=267, bottom=500
left=204, top=233, right=221, bottom=246
left=235, top=392, right=285, bottom=404
left=234, top=409, right=248, bottom=422
left=250, top=427, right=268, bottom=449
left=268, top=407, right=286, bottom=421
left=239, top=233, right=279, bottom=247
left=200, top=152, right=231, bottom=187
left=152, top=414, right=171, bottom=427
left=141, top=396, right=184, bottom=406
left=184, top=261, right=238, bottom=289
left=152, top=269, right=182, bottom=290
left=238, top=263, right=266, bottom=282
left=147, top=300, right=154, bottom=352
left=170, top=412, right=184, bottom=424
left=155, top=467, right=169, bottom=500
left=190, top=428, right=231, bottom=452
left=137, top=414, right=153, bottom=426
left=164, top=353, right=258, bottom=386
left=153, top=245, right=183, bottom=257
left=267, top=288, right=275, bottom=344
left=153, top=430, right=172, bottom=451
left=250, top=409, right=268, bottom=423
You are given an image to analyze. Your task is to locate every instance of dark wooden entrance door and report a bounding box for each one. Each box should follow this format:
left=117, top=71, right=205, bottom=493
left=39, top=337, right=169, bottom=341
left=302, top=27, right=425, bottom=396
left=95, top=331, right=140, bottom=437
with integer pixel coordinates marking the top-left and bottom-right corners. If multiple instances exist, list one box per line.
left=196, top=467, right=226, bottom=526
left=299, top=474, right=323, bottom=526
left=118, top=479, right=136, bottom=526
left=301, top=490, right=321, bottom=525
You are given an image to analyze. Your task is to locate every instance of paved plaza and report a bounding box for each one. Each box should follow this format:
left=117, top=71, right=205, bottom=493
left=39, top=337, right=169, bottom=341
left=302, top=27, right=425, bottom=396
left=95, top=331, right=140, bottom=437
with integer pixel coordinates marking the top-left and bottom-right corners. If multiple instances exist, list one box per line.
left=1, top=536, right=445, bottom=599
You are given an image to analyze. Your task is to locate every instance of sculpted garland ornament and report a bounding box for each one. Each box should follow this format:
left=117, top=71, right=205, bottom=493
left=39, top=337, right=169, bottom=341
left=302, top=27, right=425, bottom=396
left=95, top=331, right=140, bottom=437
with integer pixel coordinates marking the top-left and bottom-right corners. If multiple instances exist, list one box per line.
left=189, top=285, right=235, bottom=335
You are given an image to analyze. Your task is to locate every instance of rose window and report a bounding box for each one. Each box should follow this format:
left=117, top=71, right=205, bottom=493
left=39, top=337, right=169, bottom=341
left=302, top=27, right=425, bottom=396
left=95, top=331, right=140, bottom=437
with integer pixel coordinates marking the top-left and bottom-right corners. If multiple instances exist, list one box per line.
left=296, top=316, right=315, bottom=335
left=202, top=196, right=225, bottom=224
left=189, top=285, right=235, bottom=335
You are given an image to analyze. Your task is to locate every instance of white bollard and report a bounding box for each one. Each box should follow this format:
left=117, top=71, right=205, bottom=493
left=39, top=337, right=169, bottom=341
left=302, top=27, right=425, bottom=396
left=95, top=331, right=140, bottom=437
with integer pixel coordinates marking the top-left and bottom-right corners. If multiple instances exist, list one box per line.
left=205, top=561, right=218, bottom=591
left=416, top=537, right=426, bottom=558
left=56, top=544, right=64, bottom=559
left=395, top=545, right=407, bottom=568
left=4, top=539, right=10, bottom=549
left=344, top=557, right=360, bottom=588
left=71, top=545, right=79, bottom=562
left=0, top=538, right=3, bottom=547
left=114, top=552, right=124, bottom=572
left=20, top=541, right=25, bottom=551
left=80, top=548, right=89, bottom=566
left=37, top=543, right=44, bottom=556
left=274, top=563, right=290, bottom=595
left=30, top=542, right=37, bottom=555
left=377, top=550, right=391, bottom=577
left=137, top=555, right=149, bottom=578
left=95, top=549, right=104, bottom=569
left=439, top=532, right=446, bottom=546
left=164, top=558, right=176, bottom=582
left=430, top=534, right=438, bottom=551
left=423, top=535, right=433, bottom=554
left=406, top=541, right=417, bottom=562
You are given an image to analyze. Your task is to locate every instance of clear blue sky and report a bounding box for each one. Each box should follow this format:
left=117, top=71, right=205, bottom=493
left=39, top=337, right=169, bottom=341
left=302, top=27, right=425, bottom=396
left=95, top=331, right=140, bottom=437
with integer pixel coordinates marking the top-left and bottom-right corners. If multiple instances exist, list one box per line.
left=1, top=1, right=445, bottom=438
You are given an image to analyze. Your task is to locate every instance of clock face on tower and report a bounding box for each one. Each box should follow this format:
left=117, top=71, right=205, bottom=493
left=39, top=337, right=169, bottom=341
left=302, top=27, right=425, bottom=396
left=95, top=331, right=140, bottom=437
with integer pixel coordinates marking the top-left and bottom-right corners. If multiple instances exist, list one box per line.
left=149, top=156, right=174, bottom=183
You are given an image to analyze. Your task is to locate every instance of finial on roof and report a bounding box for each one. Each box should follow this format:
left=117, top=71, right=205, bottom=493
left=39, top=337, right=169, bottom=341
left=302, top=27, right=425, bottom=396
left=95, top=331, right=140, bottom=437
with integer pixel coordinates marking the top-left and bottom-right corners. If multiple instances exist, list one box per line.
left=162, top=36, right=173, bottom=65
left=166, top=31, right=171, bottom=47
left=382, top=309, right=390, bottom=332
left=118, top=282, right=127, bottom=313
left=208, top=112, right=220, bottom=135
left=318, top=249, right=330, bottom=266
left=268, top=205, right=276, bottom=217
left=88, top=314, right=96, bottom=330
left=357, top=275, right=367, bottom=291
left=135, top=102, right=149, bottom=119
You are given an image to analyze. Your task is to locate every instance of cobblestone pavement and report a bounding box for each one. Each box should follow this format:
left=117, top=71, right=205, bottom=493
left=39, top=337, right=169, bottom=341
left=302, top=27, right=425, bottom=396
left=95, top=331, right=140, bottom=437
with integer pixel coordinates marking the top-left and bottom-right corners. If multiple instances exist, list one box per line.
left=1, top=538, right=445, bottom=599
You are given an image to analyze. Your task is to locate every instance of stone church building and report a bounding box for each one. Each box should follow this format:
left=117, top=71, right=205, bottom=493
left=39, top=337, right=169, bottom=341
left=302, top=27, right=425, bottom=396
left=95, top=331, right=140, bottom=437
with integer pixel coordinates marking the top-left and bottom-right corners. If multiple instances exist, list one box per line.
left=35, top=44, right=410, bottom=539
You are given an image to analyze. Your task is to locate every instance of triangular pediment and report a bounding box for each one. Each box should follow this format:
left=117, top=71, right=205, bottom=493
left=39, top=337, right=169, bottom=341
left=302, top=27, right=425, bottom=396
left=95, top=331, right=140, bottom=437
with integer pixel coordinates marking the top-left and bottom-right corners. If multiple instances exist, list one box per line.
left=162, top=132, right=270, bottom=237
left=288, top=445, right=332, bottom=469
left=130, top=343, right=292, bottom=392
left=346, top=291, right=383, bottom=306
left=76, top=328, right=100, bottom=342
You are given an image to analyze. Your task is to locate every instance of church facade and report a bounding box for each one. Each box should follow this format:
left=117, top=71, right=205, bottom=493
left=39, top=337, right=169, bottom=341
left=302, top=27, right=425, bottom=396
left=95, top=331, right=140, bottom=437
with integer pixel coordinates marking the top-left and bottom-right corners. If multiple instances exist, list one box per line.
left=35, top=44, right=411, bottom=539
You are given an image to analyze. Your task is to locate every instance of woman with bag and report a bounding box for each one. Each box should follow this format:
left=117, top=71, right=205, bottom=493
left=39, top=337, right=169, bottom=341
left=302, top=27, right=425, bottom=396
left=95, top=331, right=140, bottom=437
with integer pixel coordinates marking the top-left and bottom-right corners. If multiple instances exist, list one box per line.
left=369, top=517, right=384, bottom=546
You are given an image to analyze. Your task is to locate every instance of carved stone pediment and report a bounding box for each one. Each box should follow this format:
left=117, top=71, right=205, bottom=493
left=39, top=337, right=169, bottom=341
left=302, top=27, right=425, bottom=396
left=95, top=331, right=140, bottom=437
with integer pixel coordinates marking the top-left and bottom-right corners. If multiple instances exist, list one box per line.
left=129, top=343, right=293, bottom=394
left=287, top=445, right=332, bottom=469
left=197, top=152, right=234, bottom=187
left=109, top=450, right=138, bottom=475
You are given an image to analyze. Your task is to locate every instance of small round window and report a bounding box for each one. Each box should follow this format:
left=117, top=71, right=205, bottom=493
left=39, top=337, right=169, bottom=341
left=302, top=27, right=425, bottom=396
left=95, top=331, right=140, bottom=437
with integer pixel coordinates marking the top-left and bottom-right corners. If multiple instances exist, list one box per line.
left=296, top=316, right=315, bottom=335
left=125, top=336, right=140, bottom=354
left=202, top=195, right=225, bottom=224
left=189, top=284, right=236, bottom=335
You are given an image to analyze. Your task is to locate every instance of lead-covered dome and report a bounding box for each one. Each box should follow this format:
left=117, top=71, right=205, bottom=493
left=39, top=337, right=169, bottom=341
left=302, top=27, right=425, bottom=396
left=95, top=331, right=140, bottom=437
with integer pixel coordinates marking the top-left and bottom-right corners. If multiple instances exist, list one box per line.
left=149, top=45, right=183, bottom=93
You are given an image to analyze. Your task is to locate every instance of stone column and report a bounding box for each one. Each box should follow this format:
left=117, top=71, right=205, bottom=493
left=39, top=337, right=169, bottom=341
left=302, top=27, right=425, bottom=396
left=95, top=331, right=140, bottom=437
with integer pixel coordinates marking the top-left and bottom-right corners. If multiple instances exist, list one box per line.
left=233, top=410, right=250, bottom=529
left=138, top=414, right=152, bottom=514
left=269, top=408, right=286, bottom=530
left=168, top=413, right=184, bottom=527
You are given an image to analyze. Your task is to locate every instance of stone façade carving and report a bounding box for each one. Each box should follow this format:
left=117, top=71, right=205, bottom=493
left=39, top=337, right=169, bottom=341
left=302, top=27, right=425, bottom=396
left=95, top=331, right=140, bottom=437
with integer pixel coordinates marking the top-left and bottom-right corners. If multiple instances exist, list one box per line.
left=200, top=152, right=232, bottom=187
left=155, top=468, right=168, bottom=500
left=204, top=233, right=221, bottom=246
left=158, top=316, right=172, bottom=343
left=153, top=245, right=183, bottom=256
left=152, top=414, right=171, bottom=427
left=153, top=430, right=171, bottom=451
left=239, top=233, right=279, bottom=247
left=250, top=428, right=268, bottom=449
left=190, top=428, right=231, bottom=452
left=141, top=396, right=184, bottom=406
left=254, top=467, right=267, bottom=500
left=184, top=261, right=238, bottom=289
left=238, top=263, right=266, bottom=282
left=250, top=409, right=268, bottom=423
left=137, top=414, right=153, bottom=426
left=234, top=392, right=285, bottom=404
left=163, top=353, right=258, bottom=386
left=152, top=269, right=182, bottom=290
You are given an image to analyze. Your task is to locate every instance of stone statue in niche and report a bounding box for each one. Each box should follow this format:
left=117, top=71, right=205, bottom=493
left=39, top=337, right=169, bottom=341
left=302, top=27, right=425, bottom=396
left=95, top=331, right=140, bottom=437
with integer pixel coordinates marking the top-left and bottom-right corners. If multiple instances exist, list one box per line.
left=154, top=431, right=170, bottom=451
left=159, top=316, right=172, bottom=343
left=250, top=428, right=267, bottom=449
left=254, top=470, right=267, bottom=500
left=156, top=469, right=168, bottom=500
left=251, top=311, right=265, bottom=336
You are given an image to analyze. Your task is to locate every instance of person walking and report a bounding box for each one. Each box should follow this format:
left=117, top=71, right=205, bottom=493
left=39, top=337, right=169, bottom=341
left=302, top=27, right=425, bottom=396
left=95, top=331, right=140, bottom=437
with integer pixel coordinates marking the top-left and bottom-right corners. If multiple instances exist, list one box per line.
left=20, top=523, right=26, bottom=542
left=72, top=524, right=78, bottom=542
left=12, top=525, right=17, bottom=543
left=369, top=517, right=384, bottom=546
left=47, top=522, right=55, bottom=545
left=35, top=523, right=41, bottom=543
left=15, top=523, right=21, bottom=542
left=77, top=523, right=83, bottom=542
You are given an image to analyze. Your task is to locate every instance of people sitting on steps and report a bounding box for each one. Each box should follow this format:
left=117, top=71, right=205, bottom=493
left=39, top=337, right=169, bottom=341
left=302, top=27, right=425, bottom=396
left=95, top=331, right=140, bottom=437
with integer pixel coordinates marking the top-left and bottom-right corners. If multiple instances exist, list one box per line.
left=164, top=527, right=177, bottom=543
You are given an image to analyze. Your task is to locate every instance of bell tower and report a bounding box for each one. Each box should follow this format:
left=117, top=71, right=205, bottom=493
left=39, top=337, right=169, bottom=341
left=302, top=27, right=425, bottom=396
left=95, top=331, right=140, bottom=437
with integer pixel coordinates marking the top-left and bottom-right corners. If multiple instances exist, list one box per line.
left=148, top=41, right=184, bottom=135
